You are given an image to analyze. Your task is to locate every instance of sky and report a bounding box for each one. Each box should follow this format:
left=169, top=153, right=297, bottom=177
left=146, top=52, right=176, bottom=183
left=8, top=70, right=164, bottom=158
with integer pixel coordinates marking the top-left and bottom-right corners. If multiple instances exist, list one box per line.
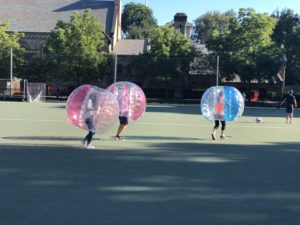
left=122, top=0, right=300, bottom=25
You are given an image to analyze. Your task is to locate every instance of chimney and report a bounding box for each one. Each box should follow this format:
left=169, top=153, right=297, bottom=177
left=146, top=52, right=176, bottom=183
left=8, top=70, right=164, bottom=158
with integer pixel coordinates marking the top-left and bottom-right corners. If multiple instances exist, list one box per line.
left=174, top=13, right=187, bottom=35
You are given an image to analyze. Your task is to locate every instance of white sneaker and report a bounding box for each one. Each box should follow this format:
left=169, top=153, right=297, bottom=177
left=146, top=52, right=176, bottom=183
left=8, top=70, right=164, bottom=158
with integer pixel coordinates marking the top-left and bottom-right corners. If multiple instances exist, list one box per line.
left=114, top=135, right=124, bottom=141
left=86, top=144, right=95, bottom=149
left=80, top=139, right=87, bottom=147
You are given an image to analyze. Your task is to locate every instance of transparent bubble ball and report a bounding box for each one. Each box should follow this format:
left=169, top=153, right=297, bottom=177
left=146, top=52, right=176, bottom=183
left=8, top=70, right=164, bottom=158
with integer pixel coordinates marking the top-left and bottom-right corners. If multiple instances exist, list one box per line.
left=106, top=81, right=146, bottom=121
left=66, top=85, right=119, bottom=134
left=200, top=86, right=244, bottom=122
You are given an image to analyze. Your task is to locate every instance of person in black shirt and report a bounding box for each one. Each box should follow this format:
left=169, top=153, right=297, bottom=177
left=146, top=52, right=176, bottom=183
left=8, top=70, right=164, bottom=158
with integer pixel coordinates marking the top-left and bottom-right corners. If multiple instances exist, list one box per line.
left=279, top=90, right=297, bottom=124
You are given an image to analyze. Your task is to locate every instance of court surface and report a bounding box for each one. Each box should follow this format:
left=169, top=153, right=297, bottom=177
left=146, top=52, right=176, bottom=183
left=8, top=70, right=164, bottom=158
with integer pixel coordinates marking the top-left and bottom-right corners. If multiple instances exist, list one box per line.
left=0, top=102, right=300, bottom=225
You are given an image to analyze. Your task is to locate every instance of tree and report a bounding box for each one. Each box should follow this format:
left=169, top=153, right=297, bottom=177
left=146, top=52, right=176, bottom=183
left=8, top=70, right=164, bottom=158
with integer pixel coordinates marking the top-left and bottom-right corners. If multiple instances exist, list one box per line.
left=194, top=10, right=236, bottom=44
left=0, top=22, right=24, bottom=78
left=271, top=9, right=300, bottom=85
left=207, top=8, right=282, bottom=82
left=193, top=10, right=237, bottom=82
left=122, top=3, right=157, bottom=39
left=133, top=26, right=194, bottom=93
left=231, top=8, right=281, bottom=82
left=189, top=46, right=215, bottom=76
left=44, top=9, right=111, bottom=87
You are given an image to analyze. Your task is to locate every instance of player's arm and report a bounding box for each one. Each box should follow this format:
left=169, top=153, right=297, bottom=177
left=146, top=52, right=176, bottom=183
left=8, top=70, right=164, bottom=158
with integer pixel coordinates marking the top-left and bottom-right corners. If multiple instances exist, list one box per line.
left=277, top=98, right=285, bottom=108
left=279, top=98, right=286, bottom=106
left=294, top=98, right=297, bottom=108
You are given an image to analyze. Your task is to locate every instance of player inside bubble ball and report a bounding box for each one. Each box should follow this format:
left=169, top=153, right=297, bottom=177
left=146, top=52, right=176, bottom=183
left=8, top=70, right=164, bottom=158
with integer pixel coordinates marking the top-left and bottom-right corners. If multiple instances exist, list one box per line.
left=81, top=94, right=98, bottom=149
left=115, top=114, right=128, bottom=141
left=114, top=86, right=130, bottom=141
left=212, top=91, right=226, bottom=140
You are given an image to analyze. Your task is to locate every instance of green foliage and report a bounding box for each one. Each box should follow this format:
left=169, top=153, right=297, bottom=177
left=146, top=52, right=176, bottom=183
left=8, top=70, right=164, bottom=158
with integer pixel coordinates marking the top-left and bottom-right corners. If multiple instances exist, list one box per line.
left=0, top=22, right=25, bottom=78
left=150, top=26, right=192, bottom=58
left=234, top=8, right=277, bottom=51
left=122, top=3, right=157, bottom=39
left=44, top=9, right=109, bottom=86
left=133, top=26, right=194, bottom=88
left=207, top=8, right=282, bottom=82
left=19, top=54, right=49, bottom=83
left=189, top=46, right=215, bottom=76
left=194, top=10, right=236, bottom=44
left=272, top=9, right=300, bottom=84
left=230, top=9, right=280, bottom=81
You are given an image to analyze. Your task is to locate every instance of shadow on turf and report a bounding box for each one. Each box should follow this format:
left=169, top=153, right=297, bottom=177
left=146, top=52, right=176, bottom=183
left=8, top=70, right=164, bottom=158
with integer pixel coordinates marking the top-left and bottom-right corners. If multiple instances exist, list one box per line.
left=47, top=105, right=66, bottom=109
left=0, top=141, right=300, bottom=225
left=1, top=136, right=101, bottom=141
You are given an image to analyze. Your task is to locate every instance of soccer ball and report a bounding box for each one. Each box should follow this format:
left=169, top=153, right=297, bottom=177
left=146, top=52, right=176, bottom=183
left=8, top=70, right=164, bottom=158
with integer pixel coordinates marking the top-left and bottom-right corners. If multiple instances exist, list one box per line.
left=256, top=117, right=262, bottom=123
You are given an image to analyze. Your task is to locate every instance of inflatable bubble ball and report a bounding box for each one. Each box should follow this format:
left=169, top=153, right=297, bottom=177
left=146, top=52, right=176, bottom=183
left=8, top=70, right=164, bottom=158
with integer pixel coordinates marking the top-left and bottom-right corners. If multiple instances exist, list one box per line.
left=106, top=81, right=146, bottom=121
left=200, top=86, right=244, bottom=122
left=66, top=84, right=119, bottom=134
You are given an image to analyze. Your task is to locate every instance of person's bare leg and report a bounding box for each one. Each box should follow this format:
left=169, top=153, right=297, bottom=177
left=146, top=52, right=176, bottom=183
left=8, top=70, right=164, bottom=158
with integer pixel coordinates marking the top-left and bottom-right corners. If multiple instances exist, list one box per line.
left=212, top=128, right=217, bottom=140
left=117, top=124, right=127, bottom=137
left=220, top=129, right=225, bottom=138
left=289, top=113, right=293, bottom=124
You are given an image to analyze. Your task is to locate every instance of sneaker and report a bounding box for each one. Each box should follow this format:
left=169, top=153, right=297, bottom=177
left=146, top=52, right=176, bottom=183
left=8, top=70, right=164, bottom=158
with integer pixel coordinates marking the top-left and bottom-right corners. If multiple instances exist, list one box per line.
left=86, top=144, right=95, bottom=149
left=80, top=139, right=87, bottom=147
left=211, top=133, right=216, bottom=140
left=114, top=135, right=124, bottom=141
left=220, top=135, right=226, bottom=139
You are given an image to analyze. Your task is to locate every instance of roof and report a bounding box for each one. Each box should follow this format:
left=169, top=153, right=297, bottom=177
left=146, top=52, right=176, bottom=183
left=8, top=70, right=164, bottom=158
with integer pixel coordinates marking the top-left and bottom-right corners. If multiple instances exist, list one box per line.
left=0, top=0, right=115, bottom=34
left=113, top=39, right=147, bottom=55
left=165, top=21, right=193, bottom=27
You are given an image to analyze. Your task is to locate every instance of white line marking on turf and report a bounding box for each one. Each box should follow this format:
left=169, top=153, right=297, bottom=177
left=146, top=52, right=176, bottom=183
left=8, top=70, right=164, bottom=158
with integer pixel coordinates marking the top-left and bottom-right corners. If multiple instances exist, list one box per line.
left=1, top=118, right=300, bottom=130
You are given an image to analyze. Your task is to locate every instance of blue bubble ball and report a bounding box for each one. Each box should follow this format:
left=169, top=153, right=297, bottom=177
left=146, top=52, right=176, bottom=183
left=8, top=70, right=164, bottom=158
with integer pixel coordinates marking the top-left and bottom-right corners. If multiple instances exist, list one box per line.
left=200, top=86, right=244, bottom=122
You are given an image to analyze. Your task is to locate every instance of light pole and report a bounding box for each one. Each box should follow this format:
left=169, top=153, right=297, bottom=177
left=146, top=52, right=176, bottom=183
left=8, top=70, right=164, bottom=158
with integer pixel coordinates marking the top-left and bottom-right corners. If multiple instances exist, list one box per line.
left=10, top=48, right=13, bottom=97
left=216, top=55, right=219, bottom=86
left=114, top=53, right=117, bottom=83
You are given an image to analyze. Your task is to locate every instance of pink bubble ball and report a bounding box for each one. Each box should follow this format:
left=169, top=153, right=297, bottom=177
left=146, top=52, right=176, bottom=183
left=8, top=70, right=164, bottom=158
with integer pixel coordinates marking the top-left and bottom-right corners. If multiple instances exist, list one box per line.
left=106, top=81, right=146, bottom=121
left=66, top=85, right=119, bottom=134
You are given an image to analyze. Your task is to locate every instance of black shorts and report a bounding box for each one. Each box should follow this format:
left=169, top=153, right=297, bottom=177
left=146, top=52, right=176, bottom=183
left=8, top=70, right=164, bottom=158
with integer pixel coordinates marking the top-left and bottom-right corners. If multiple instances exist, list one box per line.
left=119, top=116, right=128, bottom=125
left=214, top=120, right=226, bottom=130
left=286, top=105, right=294, bottom=114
